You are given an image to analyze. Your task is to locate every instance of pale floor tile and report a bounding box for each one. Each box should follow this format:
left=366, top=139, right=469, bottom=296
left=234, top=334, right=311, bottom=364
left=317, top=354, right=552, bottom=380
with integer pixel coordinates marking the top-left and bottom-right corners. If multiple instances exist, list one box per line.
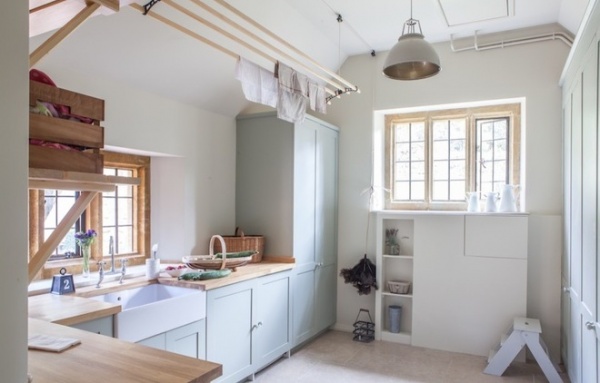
left=253, top=330, right=570, bottom=383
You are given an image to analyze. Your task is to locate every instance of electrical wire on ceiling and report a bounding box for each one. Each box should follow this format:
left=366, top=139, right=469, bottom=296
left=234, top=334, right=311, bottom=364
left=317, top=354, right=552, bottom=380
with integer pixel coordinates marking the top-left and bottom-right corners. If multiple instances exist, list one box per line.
left=319, top=0, right=376, bottom=56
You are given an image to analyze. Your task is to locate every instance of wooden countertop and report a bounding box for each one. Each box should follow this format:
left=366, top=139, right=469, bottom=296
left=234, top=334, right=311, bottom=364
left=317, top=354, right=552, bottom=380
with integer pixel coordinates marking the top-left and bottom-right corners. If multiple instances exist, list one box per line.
left=28, top=293, right=121, bottom=326
left=28, top=318, right=221, bottom=383
left=29, top=260, right=295, bottom=324
left=27, top=260, right=293, bottom=383
left=158, top=259, right=295, bottom=291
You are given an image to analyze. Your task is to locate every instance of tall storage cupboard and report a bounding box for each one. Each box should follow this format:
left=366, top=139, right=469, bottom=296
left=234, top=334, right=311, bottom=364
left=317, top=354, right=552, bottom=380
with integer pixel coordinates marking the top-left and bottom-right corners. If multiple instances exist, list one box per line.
left=560, top=4, right=600, bottom=380
left=236, top=112, right=339, bottom=348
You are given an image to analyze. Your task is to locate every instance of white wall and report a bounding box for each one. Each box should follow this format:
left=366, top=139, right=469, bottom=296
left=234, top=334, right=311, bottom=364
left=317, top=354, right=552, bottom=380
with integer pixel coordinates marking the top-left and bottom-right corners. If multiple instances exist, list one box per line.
left=326, top=39, right=569, bottom=361
left=32, top=63, right=237, bottom=259
left=0, top=1, right=29, bottom=381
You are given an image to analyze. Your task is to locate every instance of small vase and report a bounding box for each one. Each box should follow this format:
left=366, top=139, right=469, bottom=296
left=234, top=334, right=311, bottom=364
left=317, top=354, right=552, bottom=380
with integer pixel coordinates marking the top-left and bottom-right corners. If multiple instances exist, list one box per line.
left=82, top=246, right=91, bottom=278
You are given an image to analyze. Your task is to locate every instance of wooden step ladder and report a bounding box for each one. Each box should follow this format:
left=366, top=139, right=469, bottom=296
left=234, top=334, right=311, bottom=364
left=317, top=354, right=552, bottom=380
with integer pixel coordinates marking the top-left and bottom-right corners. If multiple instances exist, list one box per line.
left=484, top=317, right=563, bottom=383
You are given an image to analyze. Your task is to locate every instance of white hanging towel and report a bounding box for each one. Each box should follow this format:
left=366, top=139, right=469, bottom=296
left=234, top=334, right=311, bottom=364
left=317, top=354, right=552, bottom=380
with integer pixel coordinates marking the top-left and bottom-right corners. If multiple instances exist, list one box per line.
left=235, top=57, right=278, bottom=108
left=308, top=81, right=327, bottom=114
left=277, top=86, right=308, bottom=123
left=276, top=62, right=308, bottom=123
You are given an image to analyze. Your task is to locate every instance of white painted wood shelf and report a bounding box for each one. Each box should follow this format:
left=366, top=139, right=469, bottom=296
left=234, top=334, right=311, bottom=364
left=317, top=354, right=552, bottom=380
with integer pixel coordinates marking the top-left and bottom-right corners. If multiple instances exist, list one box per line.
left=373, top=210, right=528, bottom=357
left=375, top=215, right=415, bottom=344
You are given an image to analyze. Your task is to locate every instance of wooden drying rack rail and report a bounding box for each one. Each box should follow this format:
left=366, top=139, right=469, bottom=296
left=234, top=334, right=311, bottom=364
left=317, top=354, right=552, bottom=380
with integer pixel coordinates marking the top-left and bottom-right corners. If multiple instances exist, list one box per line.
left=28, top=168, right=140, bottom=283
left=29, top=0, right=359, bottom=98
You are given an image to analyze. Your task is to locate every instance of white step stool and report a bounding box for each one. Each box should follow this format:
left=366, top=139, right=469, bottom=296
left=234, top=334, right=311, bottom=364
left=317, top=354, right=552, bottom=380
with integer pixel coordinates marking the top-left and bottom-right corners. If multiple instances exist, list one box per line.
left=484, top=317, right=563, bottom=383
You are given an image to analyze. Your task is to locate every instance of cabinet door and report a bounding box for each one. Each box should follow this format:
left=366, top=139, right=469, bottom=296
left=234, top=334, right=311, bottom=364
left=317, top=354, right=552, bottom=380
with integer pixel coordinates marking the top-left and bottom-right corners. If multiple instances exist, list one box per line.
left=206, top=283, right=253, bottom=382
left=293, top=120, right=317, bottom=267
left=314, top=262, right=337, bottom=333
left=292, top=267, right=316, bottom=346
left=253, top=273, right=290, bottom=369
left=166, top=319, right=205, bottom=359
left=70, top=316, right=113, bottom=337
left=137, top=333, right=166, bottom=350
left=580, top=44, right=599, bottom=383
left=315, top=123, right=338, bottom=267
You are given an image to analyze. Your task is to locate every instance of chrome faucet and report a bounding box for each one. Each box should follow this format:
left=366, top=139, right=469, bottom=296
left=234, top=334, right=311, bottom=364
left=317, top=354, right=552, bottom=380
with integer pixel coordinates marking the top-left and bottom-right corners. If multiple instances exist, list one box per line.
left=106, top=235, right=117, bottom=274
left=119, top=259, right=128, bottom=284
left=96, top=261, right=106, bottom=288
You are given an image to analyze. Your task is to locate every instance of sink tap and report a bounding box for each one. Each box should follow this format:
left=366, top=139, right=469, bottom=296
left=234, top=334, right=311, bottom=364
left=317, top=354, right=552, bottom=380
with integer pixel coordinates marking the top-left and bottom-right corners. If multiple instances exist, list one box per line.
left=96, top=261, right=105, bottom=288
left=108, top=235, right=117, bottom=274
left=119, top=259, right=128, bottom=284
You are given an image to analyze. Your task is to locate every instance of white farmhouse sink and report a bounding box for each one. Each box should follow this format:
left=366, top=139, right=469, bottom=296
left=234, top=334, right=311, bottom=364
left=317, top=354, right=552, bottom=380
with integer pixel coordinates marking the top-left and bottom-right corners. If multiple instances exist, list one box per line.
left=91, top=284, right=206, bottom=342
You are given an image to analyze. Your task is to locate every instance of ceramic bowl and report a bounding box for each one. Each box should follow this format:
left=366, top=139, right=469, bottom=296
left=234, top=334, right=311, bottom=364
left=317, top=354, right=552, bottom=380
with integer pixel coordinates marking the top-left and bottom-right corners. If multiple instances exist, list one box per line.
left=164, top=266, right=188, bottom=278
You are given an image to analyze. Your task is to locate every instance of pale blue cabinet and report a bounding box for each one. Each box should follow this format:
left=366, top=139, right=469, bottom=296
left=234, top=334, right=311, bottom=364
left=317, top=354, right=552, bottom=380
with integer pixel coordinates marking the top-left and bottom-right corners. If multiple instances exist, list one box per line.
left=70, top=316, right=113, bottom=337
left=167, top=320, right=206, bottom=359
left=136, top=319, right=206, bottom=359
left=253, top=272, right=291, bottom=368
left=236, top=113, right=339, bottom=348
left=206, top=271, right=291, bottom=383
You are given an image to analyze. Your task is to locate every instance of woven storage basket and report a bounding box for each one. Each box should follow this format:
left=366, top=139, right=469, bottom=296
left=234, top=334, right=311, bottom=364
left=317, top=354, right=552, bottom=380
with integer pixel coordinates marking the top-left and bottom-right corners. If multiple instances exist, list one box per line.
left=387, top=280, right=411, bottom=294
left=213, top=227, right=264, bottom=263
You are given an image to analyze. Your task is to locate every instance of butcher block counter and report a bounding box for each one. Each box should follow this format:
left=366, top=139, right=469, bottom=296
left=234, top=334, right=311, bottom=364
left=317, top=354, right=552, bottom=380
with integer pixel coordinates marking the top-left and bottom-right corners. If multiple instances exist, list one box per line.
left=28, top=293, right=121, bottom=325
left=27, top=258, right=294, bottom=382
left=158, top=257, right=295, bottom=290
left=28, top=318, right=221, bottom=383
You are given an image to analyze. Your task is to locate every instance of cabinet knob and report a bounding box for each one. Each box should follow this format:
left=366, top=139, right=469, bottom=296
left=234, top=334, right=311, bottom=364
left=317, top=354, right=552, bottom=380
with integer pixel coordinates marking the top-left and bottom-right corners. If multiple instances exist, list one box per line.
left=585, top=321, right=597, bottom=331
left=251, top=322, right=263, bottom=331
left=562, top=287, right=570, bottom=293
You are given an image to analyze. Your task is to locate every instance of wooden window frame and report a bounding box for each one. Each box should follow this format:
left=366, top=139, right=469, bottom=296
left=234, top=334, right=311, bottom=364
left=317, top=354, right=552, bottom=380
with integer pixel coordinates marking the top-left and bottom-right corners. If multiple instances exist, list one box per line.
left=29, top=151, right=150, bottom=280
left=384, top=103, right=521, bottom=211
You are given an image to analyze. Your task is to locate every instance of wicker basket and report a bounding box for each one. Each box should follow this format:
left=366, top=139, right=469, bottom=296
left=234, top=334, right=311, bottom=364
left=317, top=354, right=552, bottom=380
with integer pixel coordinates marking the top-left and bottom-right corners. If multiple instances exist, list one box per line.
left=387, top=280, right=411, bottom=294
left=183, top=235, right=253, bottom=271
left=213, top=227, right=264, bottom=263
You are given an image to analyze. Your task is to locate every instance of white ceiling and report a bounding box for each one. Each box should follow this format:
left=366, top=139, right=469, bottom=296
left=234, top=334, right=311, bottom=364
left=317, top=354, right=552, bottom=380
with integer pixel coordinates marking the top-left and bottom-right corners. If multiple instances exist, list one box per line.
left=29, top=0, right=590, bottom=117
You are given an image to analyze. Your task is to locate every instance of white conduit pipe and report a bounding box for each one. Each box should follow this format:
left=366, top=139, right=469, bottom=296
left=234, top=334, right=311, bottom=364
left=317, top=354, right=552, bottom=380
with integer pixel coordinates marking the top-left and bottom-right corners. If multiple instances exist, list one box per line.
left=450, top=30, right=573, bottom=52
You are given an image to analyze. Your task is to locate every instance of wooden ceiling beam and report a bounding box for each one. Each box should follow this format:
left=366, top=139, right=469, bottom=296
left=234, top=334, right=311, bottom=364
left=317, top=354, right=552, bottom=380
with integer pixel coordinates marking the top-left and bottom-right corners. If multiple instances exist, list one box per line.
left=28, top=191, right=98, bottom=283
left=87, top=0, right=119, bottom=12
left=30, top=2, right=101, bottom=67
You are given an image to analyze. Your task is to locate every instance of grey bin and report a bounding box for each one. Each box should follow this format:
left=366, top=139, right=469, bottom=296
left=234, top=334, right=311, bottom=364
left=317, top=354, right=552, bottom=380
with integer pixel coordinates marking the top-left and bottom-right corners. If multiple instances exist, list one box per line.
left=389, top=305, right=402, bottom=333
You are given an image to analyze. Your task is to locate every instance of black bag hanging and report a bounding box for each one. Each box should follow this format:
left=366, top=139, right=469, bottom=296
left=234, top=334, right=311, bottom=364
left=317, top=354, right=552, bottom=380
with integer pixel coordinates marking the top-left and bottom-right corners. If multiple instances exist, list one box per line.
left=339, top=254, right=378, bottom=295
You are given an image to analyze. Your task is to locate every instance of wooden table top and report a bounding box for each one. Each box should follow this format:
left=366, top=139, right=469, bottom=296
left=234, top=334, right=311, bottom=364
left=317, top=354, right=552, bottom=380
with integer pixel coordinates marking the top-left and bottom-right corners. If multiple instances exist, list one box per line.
left=28, top=318, right=222, bottom=383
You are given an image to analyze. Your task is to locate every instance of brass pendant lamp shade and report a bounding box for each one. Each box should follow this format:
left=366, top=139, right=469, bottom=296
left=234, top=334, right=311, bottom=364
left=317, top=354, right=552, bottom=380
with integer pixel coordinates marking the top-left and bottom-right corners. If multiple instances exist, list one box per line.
left=383, top=1, right=441, bottom=80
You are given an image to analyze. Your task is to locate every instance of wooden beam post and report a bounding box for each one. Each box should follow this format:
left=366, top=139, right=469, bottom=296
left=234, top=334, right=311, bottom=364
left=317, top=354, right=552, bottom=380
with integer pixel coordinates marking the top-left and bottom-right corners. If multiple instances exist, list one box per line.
left=29, top=2, right=100, bottom=67
left=28, top=191, right=97, bottom=283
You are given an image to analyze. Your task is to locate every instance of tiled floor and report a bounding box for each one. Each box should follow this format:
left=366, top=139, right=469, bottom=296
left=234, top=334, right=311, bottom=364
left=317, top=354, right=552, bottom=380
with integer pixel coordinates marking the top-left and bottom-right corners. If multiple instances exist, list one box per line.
left=254, top=331, right=570, bottom=383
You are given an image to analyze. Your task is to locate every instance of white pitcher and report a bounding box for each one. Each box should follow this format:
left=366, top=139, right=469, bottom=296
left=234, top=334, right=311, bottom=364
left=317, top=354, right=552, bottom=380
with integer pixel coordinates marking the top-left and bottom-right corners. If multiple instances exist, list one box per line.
left=466, top=192, right=479, bottom=212
left=498, top=184, right=518, bottom=212
left=485, top=192, right=498, bottom=212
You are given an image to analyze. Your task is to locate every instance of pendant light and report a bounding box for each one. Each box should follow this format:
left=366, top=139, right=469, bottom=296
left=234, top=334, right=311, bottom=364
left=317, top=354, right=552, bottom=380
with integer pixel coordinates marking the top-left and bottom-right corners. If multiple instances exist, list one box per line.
left=383, top=0, right=441, bottom=80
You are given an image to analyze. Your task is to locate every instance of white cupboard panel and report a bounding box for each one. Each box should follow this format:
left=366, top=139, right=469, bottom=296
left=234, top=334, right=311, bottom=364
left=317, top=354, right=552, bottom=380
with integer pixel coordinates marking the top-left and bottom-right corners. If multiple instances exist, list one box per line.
left=464, top=215, right=528, bottom=259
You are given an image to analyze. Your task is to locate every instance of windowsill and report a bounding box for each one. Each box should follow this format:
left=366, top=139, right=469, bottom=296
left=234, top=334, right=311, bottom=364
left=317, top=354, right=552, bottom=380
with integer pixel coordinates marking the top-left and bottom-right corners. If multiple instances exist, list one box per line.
left=28, top=264, right=148, bottom=296
left=372, top=209, right=529, bottom=216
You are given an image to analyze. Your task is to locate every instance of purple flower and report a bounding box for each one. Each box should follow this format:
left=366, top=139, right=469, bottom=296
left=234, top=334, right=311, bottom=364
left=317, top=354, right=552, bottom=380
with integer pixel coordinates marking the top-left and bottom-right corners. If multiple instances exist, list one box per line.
left=75, top=229, right=97, bottom=247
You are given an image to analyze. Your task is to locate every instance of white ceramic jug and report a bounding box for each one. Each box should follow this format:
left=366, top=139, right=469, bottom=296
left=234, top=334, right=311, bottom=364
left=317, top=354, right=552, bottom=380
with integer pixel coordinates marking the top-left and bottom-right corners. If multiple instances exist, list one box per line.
left=466, top=192, right=479, bottom=212
left=485, top=192, right=498, bottom=212
left=498, top=184, right=518, bottom=212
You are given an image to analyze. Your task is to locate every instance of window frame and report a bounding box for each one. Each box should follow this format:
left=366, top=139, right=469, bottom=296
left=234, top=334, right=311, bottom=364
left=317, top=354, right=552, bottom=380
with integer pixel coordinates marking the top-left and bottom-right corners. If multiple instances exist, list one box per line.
left=29, top=151, right=151, bottom=280
left=384, top=103, right=521, bottom=211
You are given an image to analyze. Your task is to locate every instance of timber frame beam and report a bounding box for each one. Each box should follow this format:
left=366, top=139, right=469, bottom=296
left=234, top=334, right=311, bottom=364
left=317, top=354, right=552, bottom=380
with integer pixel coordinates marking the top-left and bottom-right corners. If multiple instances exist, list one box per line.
left=29, top=0, right=120, bottom=67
